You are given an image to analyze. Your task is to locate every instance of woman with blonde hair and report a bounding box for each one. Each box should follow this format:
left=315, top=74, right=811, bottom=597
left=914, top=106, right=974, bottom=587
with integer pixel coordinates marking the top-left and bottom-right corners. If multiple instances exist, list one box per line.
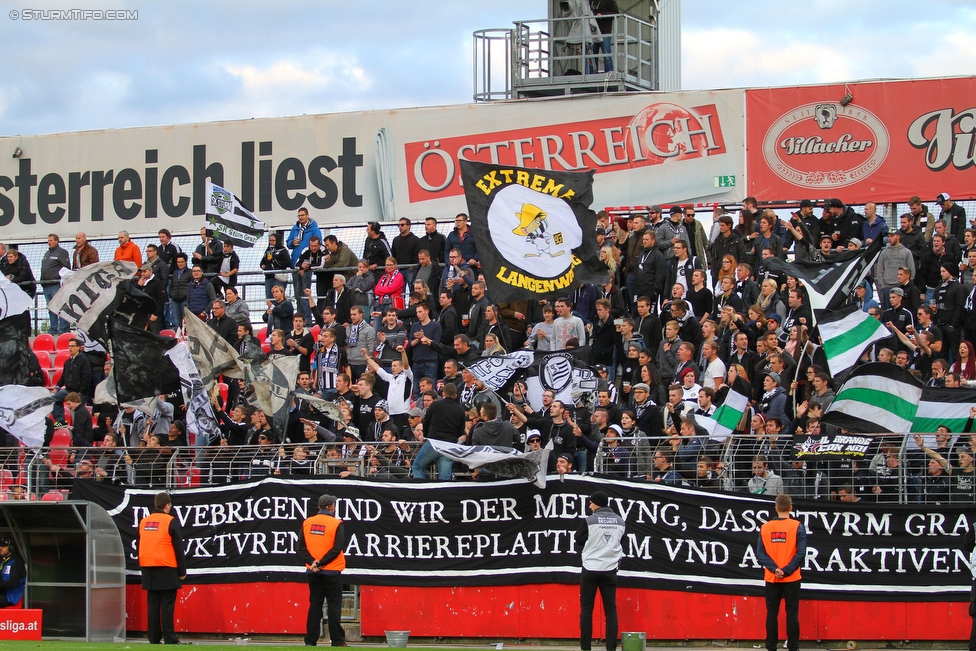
left=756, top=278, right=786, bottom=320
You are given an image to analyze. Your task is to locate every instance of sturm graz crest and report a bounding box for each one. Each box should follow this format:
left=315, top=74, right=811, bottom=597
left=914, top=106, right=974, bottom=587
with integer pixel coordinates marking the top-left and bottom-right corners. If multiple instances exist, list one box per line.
left=540, top=353, right=575, bottom=394
left=210, top=187, right=234, bottom=214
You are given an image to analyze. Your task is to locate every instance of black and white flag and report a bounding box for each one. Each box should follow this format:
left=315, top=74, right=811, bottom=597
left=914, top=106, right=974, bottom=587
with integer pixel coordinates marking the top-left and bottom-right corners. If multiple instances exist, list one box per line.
left=465, top=347, right=599, bottom=411
left=166, top=342, right=221, bottom=446
left=427, top=439, right=547, bottom=487
left=110, top=318, right=182, bottom=404
left=93, top=372, right=158, bottom=416
left=0, top=385, right=56, bottom=446
left=49, top=261, right=154, bottom=345
left=459, top=160, right=608, bottom=302
left=183, top=310, right=243, bottom=390
left=250, top=355, right=300, bottom=438
left=761, top=235, right=884, bottom=311
left=205, top=182, right=266, bottom=247
left=0, top=277, right=33, bottom=387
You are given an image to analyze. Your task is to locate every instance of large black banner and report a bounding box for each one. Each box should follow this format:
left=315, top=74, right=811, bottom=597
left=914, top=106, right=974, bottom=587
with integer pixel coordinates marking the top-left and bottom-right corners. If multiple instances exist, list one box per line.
left=71, top=477, right=973, bottom=601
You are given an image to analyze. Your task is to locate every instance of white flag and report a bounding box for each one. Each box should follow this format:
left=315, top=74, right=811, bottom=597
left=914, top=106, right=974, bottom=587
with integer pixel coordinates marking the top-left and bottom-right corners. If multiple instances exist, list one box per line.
left=0, top=277, right=33, bottom=321
left=165, top=343, right=221, bottom=446
left=0, top=386, right=57, bottom=447
left=48, top=261, right=138, bottom=333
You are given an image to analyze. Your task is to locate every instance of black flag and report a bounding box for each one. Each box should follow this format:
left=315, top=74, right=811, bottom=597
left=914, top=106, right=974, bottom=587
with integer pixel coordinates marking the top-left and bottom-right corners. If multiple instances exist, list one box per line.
left=0, top=313, right=32, bottom=387
left=760, top=235, right=883, bottom=311
left=110, top=318, right=181, bottom=404
left=459, top=160, right=608, bottom=302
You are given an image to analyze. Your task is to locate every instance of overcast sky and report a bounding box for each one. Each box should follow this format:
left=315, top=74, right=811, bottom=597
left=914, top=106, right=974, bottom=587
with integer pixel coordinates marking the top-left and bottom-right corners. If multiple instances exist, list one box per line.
left=1, top=0, right=975, bottom=136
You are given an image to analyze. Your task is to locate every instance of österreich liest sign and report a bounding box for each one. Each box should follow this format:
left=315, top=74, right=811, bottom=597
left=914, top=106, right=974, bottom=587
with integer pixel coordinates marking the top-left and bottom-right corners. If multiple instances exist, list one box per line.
left=71, top=476, right=973, bottom=601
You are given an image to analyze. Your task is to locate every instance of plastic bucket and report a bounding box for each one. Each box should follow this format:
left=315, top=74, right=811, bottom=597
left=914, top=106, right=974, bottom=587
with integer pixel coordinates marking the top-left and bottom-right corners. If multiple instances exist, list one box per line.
left=621, top=631, right=646, bottom=651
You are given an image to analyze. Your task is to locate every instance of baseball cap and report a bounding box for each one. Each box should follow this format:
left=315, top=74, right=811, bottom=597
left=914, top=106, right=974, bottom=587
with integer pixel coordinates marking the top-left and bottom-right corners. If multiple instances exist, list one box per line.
left=799, top=199, right=814, bottom=208
left=848, top=238, right=863, bottom=248
left=526, top=430, right=542, bottom=441
left=889, top=287, right=905, bottom=296
left=669, top=205, right=683, bottom=214
left=608, top=424, right=623, bottom=436
left=768, top=313, right=783, bottom=324
left=828, top=198, right=844, bottom=209
left=937, top=192, right=950, bottom=203
left=407, top=408, right=424, bottom=418
left=648, top=204, right=662, bottom=213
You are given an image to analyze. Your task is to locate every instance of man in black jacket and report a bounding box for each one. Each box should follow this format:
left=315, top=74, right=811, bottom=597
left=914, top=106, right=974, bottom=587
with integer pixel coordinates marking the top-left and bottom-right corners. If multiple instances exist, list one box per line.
left=392, top=218, right=420, bottom=285
left=208, top=300, right=239, bottom=347
left=589, top=299, right=618, bottom=368
left=52, top=338, right=92, bottom=424
left=420, top=218, right=448, bottom=263
left=413, top=383, right=466, bottom=480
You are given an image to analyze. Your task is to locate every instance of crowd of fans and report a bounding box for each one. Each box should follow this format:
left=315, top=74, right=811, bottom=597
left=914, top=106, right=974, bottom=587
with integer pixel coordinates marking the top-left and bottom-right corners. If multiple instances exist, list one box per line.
left=8, top=192, right=976, bottom=504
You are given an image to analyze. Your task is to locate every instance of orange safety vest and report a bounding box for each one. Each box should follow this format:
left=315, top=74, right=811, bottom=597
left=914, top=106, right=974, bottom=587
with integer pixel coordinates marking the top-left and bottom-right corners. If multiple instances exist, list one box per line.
left=303, top=513, right=346, bottom=572
left=760, top=516, right=801, bottom=583
left=138, top=512, right=178, bottom=568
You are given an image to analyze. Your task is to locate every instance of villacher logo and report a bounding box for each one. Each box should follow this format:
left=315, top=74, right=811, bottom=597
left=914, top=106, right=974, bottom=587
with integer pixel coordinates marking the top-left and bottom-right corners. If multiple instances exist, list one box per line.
left=762, top=102, right=890, bottom=190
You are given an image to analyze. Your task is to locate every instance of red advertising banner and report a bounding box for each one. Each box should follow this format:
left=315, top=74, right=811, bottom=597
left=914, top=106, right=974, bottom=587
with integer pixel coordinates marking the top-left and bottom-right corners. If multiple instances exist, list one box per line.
left=746, top=77, right=976, bottom=203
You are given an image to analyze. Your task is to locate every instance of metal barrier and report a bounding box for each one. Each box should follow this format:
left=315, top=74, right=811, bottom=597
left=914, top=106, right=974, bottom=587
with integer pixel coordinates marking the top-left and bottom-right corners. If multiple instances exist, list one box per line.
left=593, top=431, right=975, bottom=505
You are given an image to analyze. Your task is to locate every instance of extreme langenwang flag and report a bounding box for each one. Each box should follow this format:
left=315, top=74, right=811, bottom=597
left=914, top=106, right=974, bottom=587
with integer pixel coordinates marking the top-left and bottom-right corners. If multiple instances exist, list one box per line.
left=205, top=182, right=266, bottom=247
left=459, top=160, right=608, bottom=302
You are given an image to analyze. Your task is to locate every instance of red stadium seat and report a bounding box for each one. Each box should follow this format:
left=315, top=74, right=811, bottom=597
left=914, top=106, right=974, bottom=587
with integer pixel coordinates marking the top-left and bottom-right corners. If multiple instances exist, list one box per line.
left=310, top=325, right=321, bottom=340
left=35, top=353, right=51, bottom=369
left=218, top=382, right=228, bottom=407
left=50, top=428, right=72, bottom=448
left=41, top=491, right=65, bottom=502
left=256, top=327, right=267, bottom=344
left=49, top=369, right=62, bottom=388
left=261, top=341, right=271, bottom=353
left=184, top=467, right=201, bottom=487
left=0, top=470, right=13, bottom=491
left=32, top=334, right=55, bottom=354
left=56, top=333, right=75, bottom=351
left=53, top=350, right=71, bottom=368
left=160, top=329, right=177, bottom=338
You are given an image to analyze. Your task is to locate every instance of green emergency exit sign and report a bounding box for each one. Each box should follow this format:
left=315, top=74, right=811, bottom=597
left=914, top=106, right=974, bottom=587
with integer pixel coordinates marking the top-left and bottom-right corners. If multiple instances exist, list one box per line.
left=714, top=175, right=736, bottom=188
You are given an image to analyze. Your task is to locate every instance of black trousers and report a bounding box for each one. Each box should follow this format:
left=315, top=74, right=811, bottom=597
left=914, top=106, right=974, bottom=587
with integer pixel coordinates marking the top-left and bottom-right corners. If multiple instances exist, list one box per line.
left=147, top=588, right=179, bottom=645
left=765, top=580, right=800, bottom=651
left=306, top=571, right=345, bottom=647
left=580, top=569, right=618, bottom=651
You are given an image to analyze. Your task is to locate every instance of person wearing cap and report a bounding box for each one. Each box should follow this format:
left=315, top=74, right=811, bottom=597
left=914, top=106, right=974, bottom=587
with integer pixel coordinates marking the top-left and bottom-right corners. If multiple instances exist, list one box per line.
left=655, top=206, right=690, bottom=270
left=758, top=494, right=806, bottom=651
left=936, top=192, right=967, bottom=242
left=601, top=425, right=633, bottom=477
left=576, top=490, right=625, bottom=651
left=138, top=492, right=187, bottom=645
left=828, top=198, right=866, bottom=248
left=0, top=537, right=26, bottom=608
left=874, top=229, right=915, bottom=309
left=301, top=494, right=347, bottom=647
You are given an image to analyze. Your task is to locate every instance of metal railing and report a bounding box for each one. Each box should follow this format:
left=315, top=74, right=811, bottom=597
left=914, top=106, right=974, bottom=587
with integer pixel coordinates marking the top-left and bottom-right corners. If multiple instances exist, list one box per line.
left=592, top=431, right=973, bottom=505
left=474, top=13, right=658, bottom=101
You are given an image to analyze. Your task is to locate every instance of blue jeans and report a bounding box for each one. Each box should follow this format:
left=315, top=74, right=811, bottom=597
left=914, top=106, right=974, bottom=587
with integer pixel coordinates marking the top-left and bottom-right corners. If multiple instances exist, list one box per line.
left=593, top=35, right=613, bottom=72
left=168, top=300, right=185, bottom=329
left=411, top=440, right=453, bottom=480
left=294, top=271, right=312, bottom=319
left=412, top=361, right=438, bottom=400
left=44, top=284, right=64, bottom=335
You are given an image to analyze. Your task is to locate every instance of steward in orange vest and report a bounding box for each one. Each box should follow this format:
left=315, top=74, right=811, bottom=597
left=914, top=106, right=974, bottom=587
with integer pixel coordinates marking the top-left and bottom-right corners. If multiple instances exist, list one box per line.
left=137, top=492, right=187, bottom=646
left=301, top=494, right=347, bottom=647
left=756, top=493, right=806, bottom=651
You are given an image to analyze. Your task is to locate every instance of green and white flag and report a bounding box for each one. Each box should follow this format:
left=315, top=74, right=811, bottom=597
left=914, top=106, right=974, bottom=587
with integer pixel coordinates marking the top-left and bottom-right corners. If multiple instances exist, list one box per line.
left=699, top=377, right=750, bottom=442
left=816, top=305, right=890, bottom=377
left=912, top=388, right=976, bottom=433
left=822, top=363, right=923, bottom=433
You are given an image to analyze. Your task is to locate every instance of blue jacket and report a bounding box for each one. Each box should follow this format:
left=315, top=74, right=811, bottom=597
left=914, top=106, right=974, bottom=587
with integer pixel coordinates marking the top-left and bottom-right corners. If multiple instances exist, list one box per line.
left=287, top=219, right=323, bottom=266
left=0, top=555, right=26, bottom=606
left=862, top=217, right=888, bottom=245
left=446, top=228, right=478, bottom=263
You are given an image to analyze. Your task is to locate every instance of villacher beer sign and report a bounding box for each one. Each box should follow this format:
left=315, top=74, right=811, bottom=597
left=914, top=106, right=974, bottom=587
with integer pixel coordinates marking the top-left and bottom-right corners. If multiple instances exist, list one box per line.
left=761, top=102, right=890, bottom=190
